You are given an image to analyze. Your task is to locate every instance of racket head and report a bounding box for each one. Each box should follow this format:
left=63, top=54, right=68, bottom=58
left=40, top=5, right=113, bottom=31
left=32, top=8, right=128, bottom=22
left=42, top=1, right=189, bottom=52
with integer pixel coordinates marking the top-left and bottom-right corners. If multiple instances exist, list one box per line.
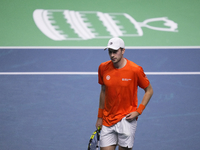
left=88, top=127, right=101, bottom=150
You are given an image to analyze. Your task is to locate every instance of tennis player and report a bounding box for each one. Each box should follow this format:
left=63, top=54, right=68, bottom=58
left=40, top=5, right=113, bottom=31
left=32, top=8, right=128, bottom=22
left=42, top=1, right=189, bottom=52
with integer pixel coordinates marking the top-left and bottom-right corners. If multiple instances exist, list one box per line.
left=96, top=37, right=153, bottom=150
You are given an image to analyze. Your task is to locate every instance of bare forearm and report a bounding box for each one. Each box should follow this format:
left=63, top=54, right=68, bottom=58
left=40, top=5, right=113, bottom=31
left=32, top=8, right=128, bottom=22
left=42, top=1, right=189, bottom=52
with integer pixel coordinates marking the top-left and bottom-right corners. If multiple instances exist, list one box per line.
left=141, top=83, right=153, bottom=106
left=99, top=85, right=105, bottom=109
left=96, top=85, right=105, bottom=128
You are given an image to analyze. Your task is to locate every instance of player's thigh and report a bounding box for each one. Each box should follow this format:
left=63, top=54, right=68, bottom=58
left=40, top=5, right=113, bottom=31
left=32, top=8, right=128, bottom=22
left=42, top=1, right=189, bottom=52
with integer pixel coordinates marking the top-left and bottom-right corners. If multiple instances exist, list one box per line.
left=117, top=118, right=137, bottom=148
left=100, top=125, right=118, bottom=147
left=118, top=145, right=132, bottom=150
left=100, top=145, right=117, bottom=150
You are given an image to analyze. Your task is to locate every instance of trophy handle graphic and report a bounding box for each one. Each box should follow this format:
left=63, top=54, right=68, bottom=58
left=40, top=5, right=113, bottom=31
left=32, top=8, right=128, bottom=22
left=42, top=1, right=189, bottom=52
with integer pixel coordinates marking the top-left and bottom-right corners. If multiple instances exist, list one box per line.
left=139, top=17, right=178, bottom=32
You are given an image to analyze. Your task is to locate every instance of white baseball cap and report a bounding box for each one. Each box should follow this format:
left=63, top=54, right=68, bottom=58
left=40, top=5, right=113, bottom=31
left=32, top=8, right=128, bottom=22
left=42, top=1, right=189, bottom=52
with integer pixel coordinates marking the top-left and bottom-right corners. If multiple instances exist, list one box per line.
left=104, top=37, right=125, bottom=50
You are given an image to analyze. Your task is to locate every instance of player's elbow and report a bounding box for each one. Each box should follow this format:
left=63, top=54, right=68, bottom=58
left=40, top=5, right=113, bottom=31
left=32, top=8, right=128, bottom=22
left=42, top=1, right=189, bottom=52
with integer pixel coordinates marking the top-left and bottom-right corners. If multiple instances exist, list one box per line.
left=146, top=83, right=153, bottom=96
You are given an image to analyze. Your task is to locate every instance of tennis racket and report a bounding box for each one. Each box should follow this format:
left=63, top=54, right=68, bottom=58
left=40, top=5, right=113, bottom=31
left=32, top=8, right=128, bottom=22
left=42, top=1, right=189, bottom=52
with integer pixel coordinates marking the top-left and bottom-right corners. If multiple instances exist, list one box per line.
left=88, top=127, right=101, bottom=150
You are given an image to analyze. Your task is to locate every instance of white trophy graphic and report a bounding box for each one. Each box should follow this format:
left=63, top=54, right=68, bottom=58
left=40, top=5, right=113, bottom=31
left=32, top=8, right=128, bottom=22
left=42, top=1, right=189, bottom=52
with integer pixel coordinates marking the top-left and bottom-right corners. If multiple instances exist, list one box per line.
left=33, top=9, right=178, bottom=41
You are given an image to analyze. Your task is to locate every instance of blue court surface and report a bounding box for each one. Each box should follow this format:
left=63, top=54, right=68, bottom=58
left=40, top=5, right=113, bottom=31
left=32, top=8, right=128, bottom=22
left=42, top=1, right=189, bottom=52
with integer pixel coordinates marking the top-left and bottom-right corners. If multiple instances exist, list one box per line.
left=0, top=48, right=200, bottom=150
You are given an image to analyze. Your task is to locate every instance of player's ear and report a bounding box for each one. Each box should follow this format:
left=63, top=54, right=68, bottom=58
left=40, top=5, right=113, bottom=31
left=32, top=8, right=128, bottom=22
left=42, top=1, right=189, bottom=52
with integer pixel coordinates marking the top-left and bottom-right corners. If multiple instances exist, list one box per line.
left=122, top=48, right=125, bottom=54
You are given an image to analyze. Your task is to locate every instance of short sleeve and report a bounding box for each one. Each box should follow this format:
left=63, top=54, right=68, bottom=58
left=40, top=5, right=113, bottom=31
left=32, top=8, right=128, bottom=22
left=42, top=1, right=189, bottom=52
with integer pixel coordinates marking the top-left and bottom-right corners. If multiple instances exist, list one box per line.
left=137, top=66, right=150, bottom=89
left=98, top=64, right=104, bottom=85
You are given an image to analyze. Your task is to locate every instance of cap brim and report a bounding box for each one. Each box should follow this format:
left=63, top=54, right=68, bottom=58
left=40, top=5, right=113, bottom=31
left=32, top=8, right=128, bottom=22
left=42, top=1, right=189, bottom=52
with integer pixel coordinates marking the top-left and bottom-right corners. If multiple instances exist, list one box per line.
left=104, top=46, right=119, bottom=50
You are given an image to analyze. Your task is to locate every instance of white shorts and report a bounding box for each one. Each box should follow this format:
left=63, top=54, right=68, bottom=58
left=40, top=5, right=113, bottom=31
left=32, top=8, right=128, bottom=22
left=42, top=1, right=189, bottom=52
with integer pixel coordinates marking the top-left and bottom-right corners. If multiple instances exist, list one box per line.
left=100, top=117, right=137, bottom=148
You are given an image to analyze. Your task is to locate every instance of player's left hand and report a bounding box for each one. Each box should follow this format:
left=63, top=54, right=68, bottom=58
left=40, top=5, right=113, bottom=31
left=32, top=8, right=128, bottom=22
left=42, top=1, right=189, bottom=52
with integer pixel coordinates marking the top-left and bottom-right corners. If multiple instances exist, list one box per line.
left=125, top=111, right=140, bottom=121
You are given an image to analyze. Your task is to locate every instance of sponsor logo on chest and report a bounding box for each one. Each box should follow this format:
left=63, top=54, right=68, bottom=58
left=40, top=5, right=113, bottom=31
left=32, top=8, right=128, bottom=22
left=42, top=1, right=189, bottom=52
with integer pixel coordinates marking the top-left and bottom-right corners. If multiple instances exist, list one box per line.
left=122, top=78, right=132, bottom=81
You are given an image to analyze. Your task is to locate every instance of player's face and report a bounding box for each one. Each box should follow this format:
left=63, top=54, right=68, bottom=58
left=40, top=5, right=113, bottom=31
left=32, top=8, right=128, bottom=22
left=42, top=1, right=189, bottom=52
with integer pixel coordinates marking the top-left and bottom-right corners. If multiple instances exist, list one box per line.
left=108, top=48, right=125, bottom=64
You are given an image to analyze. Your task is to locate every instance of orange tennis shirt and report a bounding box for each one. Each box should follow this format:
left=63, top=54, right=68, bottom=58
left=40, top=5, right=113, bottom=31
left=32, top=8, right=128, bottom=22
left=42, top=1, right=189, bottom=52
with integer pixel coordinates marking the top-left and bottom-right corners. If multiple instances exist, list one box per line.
left=98, top=59, right=150, bottom=126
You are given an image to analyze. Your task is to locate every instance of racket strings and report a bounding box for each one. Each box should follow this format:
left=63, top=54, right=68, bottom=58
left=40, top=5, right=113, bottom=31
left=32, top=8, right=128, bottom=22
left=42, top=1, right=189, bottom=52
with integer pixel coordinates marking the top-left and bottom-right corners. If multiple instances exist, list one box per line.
left=88, top=129, right=100, bottom=150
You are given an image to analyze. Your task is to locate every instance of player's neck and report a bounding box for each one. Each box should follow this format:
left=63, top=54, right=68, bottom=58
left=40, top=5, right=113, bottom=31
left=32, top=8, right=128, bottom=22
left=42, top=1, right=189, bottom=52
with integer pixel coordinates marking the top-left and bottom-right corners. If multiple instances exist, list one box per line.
left=114, top=57, right=127, bottom=69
